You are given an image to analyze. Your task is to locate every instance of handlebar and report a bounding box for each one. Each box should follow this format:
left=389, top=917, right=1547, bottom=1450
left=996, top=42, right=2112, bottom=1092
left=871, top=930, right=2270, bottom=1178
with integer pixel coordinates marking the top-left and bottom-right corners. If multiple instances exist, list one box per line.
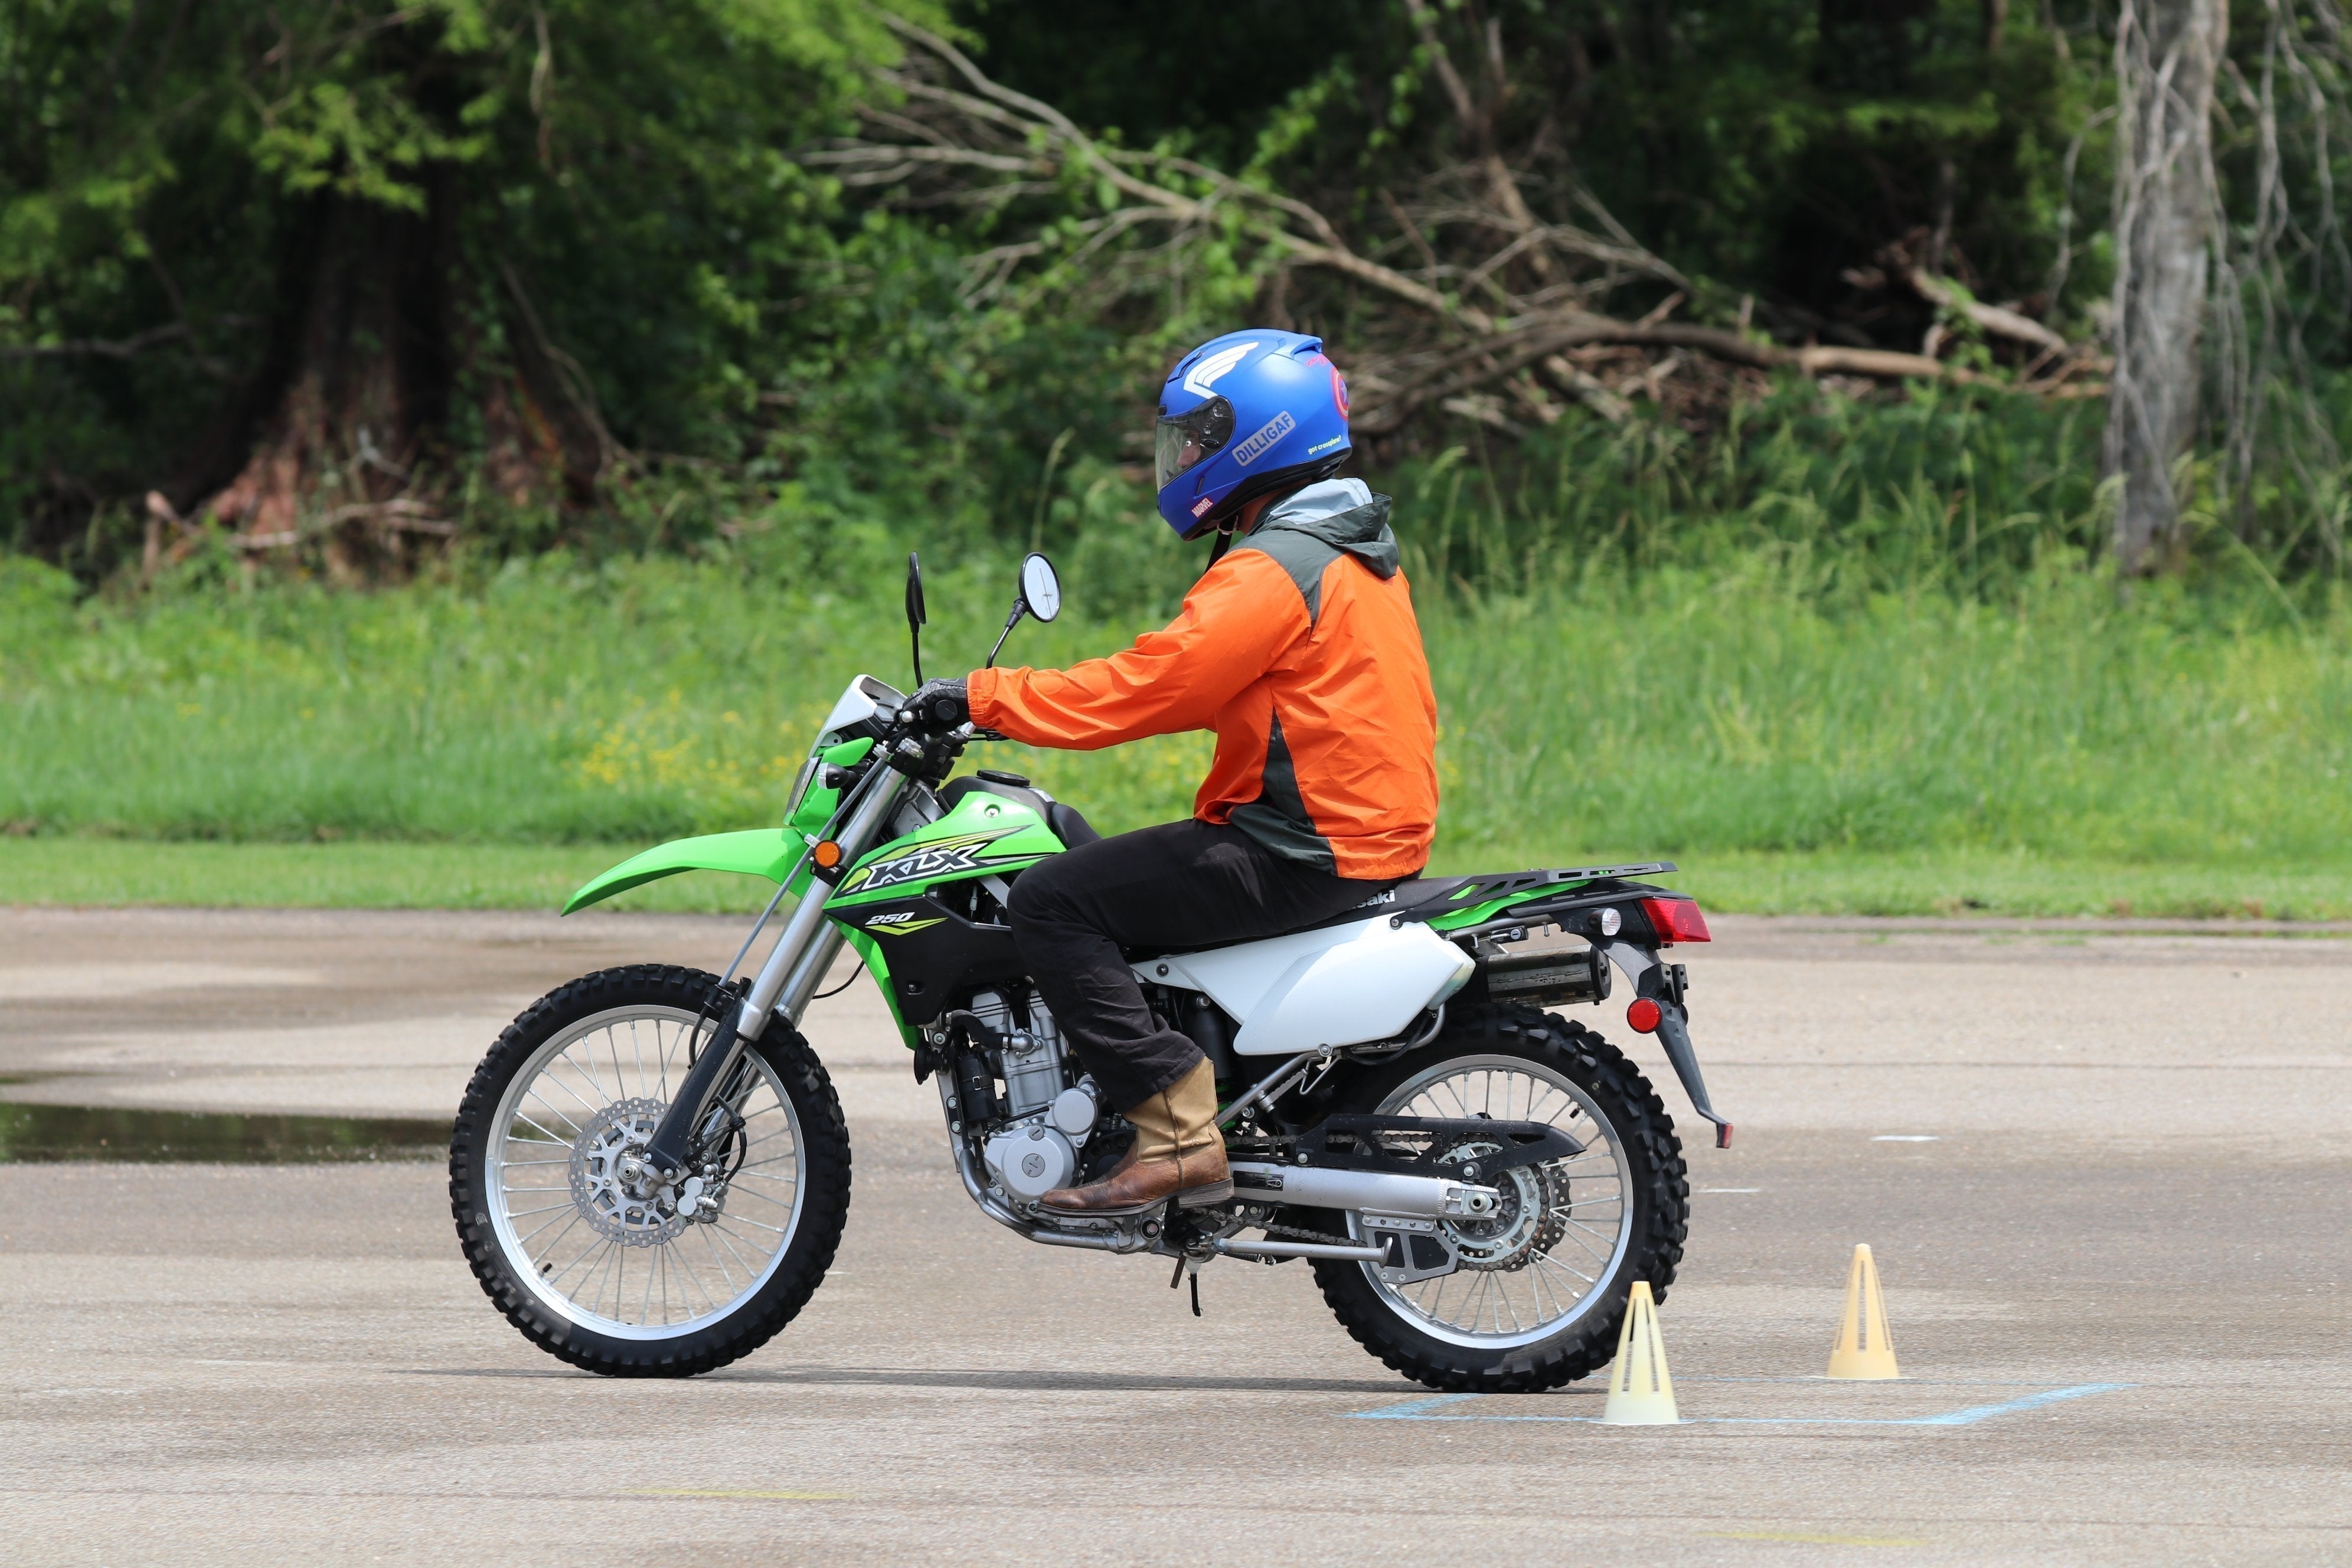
left=878, top=711, right=1000, bottom=785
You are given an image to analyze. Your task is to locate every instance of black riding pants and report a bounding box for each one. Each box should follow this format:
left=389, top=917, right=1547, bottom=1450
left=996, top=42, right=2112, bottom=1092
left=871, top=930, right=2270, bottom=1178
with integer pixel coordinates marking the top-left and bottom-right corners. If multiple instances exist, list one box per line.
left=1005, top=819, right=1402, bottom=1112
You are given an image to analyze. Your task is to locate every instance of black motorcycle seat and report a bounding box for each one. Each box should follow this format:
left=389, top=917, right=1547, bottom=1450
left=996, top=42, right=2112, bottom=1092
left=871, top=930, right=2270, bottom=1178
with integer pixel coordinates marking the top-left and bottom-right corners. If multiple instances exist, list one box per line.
left=1273, top=874, right=1476, bottom=937
left=1263, top=870, right=1646, bottom=941
left=1046, top=801, right=1102, bottom=847
left=1130, top=874, right=1469, bottom=959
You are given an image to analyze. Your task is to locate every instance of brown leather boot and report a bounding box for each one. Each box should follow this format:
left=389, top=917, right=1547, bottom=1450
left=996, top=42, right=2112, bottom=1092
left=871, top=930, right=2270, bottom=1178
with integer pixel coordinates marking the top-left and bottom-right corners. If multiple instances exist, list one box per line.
left=1040, top=1059, right=1232, bottom=1216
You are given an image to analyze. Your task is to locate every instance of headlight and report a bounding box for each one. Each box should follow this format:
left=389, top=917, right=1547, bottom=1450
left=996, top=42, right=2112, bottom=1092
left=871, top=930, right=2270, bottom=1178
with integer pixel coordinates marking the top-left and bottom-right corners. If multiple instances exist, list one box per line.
left=782, top=754, right=822, bottom=825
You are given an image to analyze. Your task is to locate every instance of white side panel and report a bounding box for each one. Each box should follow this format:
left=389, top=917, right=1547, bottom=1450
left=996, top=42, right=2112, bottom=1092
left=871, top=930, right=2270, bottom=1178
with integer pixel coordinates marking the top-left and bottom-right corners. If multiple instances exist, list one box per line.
left=1136, top=916, right=1474, bottom=1056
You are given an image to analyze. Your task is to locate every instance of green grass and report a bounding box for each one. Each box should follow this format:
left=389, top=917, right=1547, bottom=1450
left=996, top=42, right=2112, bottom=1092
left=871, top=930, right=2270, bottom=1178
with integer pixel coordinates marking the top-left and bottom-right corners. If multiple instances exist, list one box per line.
left=3, top=541, right=2348, bottom=918
left=4, top=838, right=2346, bottom=920
left=0, top=837, right=775, bottom=913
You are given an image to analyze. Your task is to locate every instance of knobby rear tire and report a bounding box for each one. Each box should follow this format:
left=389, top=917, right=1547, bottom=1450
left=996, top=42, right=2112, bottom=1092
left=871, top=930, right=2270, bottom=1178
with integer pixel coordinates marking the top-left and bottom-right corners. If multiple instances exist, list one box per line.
left=448, top=964, right=852, bottom=1377
left=1311, top=1005, right=1689, bottom=1393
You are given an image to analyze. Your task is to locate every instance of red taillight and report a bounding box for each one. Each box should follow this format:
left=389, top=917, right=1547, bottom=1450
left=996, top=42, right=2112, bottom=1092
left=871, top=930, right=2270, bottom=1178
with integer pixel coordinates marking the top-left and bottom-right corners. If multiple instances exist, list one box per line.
left=1639, top=897, right=1710, bottom=946
left=1626, top=998, right=1662, bottom=1033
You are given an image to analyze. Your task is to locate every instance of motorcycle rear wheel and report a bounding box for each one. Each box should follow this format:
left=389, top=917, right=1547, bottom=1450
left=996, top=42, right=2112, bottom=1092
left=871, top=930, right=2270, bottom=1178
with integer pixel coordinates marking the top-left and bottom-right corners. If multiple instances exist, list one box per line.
left=1311, top=1005, right=1688, bottom=1393
left=449, top=964, right=851, bottom=1377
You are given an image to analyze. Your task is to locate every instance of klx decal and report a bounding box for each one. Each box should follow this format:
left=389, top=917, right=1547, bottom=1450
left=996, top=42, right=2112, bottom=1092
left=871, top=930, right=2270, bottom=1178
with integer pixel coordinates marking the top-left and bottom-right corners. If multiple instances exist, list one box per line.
left=839, top=831, right=1007, bottom=894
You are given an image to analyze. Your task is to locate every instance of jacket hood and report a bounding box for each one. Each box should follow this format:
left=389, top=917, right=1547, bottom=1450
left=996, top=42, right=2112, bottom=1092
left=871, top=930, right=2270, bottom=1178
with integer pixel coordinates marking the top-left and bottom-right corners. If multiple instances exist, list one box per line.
left=1250, top=479, right=1400, bottom=579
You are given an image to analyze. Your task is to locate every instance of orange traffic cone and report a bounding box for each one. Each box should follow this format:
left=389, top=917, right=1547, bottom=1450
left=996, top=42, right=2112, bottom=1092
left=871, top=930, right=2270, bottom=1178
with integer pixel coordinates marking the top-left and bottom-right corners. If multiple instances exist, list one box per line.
left=1827, top=1243, right=1900, bottom=1379
left=1601, top=1280, right=1680, bottom=1424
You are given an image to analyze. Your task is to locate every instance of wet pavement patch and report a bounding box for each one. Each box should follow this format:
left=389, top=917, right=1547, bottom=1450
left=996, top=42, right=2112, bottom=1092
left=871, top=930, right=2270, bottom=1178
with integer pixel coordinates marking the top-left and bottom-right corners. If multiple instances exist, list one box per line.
left=0, top=1100, right=449, bottom=1162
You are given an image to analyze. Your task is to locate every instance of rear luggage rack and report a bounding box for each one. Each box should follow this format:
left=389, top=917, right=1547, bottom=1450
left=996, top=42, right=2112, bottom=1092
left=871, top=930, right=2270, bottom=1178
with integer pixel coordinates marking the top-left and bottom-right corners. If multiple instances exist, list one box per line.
left=1390, top=863, right=1677, bottom=924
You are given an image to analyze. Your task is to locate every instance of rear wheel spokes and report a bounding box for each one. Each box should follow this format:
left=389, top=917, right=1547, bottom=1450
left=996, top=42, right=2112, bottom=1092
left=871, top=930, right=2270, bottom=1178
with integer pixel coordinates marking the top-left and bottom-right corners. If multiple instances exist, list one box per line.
left=1368, top=1056, right=1633, bottom=1350
left=486, top=1005, right=806, bottom=1337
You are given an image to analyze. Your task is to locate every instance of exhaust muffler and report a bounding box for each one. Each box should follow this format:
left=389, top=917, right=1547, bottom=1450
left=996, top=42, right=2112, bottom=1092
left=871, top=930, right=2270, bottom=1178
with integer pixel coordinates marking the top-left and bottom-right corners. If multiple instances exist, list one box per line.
left=1226, top=1161, right=1501, bottom=1219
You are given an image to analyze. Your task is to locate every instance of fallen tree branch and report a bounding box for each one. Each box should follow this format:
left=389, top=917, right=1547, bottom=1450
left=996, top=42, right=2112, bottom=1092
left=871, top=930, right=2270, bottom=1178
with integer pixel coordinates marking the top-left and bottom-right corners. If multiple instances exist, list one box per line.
left=1351, top=317, right=1987, bottom=431
left=1900, top=267, right=2072, bottom=354
left=319, top=498, right=453, bottom=533
left=1, top=323, right=191, bottom=360
left=827, top=17, right=2079, bottom=449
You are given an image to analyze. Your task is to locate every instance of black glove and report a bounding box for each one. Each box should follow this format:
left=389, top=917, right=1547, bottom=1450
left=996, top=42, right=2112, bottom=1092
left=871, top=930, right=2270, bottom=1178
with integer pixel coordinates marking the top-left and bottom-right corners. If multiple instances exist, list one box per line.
left=903, top=677, right=969, bottom=733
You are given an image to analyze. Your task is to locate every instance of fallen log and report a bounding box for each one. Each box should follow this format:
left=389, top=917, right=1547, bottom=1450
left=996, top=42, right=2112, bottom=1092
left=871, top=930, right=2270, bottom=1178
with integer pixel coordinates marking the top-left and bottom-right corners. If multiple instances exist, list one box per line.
left=1900, top=267, right=2071, bottom=355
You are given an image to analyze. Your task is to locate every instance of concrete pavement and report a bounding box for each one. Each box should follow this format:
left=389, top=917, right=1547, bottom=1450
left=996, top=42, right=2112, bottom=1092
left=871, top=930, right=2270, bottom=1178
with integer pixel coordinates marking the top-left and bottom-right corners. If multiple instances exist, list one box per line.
left=1, top=907, right=2347, bottom=1564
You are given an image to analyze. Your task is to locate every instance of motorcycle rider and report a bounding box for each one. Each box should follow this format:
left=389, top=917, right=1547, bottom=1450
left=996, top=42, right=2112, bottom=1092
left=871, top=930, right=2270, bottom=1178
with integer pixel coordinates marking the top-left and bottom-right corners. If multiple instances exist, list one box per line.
left=904, top=330, right=1438, bottom=1215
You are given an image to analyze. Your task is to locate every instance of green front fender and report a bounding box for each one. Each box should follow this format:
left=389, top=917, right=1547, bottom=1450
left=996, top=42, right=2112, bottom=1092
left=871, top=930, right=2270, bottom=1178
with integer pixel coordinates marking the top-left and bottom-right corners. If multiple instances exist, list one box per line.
left=562, top=829, right=808, bottom=915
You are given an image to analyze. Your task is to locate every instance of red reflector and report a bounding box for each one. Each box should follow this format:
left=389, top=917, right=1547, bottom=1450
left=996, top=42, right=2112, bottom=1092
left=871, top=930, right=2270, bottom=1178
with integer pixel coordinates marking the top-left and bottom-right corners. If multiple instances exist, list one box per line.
left=1626, top=998, right=1662, bottom=1034
left=1639, top=897, right=1711, bottom=945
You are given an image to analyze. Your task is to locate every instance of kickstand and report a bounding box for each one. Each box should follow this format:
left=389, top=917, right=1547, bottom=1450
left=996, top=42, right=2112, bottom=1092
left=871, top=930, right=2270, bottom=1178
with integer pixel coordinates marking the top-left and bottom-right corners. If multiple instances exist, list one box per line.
left=1169, top=1256, right=1204, bottom=1318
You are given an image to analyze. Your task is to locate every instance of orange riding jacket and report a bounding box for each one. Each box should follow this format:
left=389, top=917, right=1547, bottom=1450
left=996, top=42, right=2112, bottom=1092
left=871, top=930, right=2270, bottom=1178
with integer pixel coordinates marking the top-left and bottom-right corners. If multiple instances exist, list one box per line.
left=968, top=482, right=1438, bottom=880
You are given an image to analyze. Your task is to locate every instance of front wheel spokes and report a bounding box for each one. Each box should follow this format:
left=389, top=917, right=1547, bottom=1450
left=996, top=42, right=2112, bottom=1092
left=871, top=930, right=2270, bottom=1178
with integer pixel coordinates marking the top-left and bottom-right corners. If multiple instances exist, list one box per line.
left=1368, top=1056, right=1635, bottom=1350
left=486, top=1004, right=809, bottom=1337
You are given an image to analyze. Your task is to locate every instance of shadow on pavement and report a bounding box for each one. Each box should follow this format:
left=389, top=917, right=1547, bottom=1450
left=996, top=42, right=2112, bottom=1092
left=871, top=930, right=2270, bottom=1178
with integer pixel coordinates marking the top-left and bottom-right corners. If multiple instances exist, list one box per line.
left=395, top=1364, right=1424, bottom=1396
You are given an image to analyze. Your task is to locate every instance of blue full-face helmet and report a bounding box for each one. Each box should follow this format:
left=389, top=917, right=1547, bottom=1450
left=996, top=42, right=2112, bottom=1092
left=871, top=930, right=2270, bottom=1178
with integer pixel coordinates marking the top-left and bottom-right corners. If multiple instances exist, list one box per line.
left=1154, top=329, right=1353, bottom=539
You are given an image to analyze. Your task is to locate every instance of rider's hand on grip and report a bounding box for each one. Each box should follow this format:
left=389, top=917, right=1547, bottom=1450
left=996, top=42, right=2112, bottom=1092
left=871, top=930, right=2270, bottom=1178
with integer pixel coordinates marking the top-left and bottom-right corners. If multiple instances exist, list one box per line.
left=901, top=677, right=970, bottom=735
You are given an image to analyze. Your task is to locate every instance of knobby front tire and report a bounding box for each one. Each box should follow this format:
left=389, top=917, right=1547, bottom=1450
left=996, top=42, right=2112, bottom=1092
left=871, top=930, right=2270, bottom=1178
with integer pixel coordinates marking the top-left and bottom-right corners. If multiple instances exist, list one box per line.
left=449, top=965, right=852, bottom=1377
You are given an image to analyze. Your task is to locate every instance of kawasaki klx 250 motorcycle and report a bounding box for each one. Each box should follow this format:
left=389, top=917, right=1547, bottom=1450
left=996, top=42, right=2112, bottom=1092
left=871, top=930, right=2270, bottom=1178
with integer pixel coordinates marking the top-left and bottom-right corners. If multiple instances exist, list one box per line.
left=450, top=553, right=1731, bottom=1391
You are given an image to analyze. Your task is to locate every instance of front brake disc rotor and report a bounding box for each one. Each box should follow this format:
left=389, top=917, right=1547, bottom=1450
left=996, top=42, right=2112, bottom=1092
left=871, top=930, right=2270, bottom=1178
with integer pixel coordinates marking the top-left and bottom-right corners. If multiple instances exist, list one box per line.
left=569, top=1097, right=687, bottom=1246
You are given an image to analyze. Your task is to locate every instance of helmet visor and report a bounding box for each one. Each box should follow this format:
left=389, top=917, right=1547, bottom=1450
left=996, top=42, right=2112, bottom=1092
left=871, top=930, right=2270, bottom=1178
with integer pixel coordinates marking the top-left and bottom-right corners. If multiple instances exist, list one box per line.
left=1154, top=397, right=1235, bottom=489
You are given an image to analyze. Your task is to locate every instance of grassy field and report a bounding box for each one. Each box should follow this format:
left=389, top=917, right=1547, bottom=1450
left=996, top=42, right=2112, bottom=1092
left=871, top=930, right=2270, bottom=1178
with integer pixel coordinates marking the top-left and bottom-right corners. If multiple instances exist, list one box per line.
left=4, top=836, right=2348, bottom=919
left=3, top=542, right=2348, bottom=919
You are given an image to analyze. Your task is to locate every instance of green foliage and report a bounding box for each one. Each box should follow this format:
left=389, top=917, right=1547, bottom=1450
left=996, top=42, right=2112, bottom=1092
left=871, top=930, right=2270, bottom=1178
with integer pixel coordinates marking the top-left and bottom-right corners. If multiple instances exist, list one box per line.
left=0, top=0, right=939, bottom=558
left=2, top=534, right=2343, bottom=885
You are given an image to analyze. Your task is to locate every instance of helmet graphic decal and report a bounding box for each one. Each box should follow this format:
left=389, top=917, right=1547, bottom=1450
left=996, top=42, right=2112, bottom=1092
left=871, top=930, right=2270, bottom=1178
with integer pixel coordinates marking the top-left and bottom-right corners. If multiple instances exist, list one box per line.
left=1230, top=411, right=1297, bottom=467
left=1181, top=341, right=1258, bottom=397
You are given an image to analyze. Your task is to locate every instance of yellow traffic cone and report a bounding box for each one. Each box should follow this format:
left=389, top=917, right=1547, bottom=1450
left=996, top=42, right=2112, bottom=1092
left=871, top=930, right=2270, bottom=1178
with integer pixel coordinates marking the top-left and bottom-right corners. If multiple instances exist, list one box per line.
left=1601, top=1280, right=1680, bottom=1425
left=1827, top=1243, right=1900, bottom=1380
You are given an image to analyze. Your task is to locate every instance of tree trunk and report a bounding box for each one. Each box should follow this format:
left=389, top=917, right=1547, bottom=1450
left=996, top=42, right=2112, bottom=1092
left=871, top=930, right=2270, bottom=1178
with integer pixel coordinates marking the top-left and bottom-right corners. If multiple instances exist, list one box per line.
left=195, top=172, right=605, bottom=577
left=2103, top=0, right=2227, bottom=576
left=197, top=181, right=457, bottom=577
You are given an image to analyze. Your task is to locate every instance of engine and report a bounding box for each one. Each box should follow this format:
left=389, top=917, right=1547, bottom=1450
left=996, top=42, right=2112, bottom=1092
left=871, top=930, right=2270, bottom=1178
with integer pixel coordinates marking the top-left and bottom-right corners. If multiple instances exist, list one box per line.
left=968, top=988, right=1100, bottom=1204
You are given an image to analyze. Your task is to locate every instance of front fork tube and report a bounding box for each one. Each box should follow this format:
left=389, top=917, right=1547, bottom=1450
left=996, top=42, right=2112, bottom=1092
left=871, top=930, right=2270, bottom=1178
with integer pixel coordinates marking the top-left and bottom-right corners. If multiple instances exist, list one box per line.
left=642, top=769, right=909, bottom=1178
left=1602, top=940, right=1734, bottom=1149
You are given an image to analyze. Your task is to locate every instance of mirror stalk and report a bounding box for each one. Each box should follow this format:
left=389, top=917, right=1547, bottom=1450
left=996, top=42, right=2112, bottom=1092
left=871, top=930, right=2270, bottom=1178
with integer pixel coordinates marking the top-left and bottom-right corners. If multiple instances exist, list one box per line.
left=985, top=602, right=1027, bottom=669
left=904, top=553, right=929, bottom=687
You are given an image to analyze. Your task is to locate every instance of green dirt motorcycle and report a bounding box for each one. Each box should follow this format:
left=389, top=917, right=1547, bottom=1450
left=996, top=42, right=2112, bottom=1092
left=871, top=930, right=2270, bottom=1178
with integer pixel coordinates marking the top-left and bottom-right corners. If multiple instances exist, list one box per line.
left=449, top=553, right=1730, bottom=1391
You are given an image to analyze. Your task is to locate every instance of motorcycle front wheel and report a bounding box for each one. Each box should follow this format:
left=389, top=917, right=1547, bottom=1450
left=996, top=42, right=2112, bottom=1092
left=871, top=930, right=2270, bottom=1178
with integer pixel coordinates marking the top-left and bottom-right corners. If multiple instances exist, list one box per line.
left=1311, top=1004, right=1689, bottom=1393
left=449, top=964, right=851, bottom=1376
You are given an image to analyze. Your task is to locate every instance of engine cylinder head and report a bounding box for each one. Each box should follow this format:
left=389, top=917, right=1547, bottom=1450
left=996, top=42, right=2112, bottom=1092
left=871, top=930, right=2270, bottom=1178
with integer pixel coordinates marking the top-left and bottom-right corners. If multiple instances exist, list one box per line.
left=974, top=988, right=1070, bottom=1116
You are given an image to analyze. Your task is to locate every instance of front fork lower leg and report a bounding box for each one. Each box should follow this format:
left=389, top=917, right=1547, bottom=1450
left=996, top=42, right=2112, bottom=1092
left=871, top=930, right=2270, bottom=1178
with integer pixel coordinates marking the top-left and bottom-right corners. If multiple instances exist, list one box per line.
left=643, top=770, right=904, bottom=1177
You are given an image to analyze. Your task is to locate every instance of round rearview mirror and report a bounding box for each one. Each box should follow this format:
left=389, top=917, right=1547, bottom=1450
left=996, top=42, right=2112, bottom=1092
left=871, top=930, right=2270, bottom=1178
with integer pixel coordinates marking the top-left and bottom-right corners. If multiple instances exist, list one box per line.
left=1020, top=553, right=1062, bottom=623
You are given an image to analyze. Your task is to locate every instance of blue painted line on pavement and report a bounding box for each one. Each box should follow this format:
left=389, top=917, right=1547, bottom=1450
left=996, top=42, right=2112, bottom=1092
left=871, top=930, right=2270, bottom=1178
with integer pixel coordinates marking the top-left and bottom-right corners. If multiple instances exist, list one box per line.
left=1348, top=1393, right=1484, bottom=1419
left=1343, top=1381, right=2132, bottom=1427
left=1897, top=1383, right=2132, bottom=1426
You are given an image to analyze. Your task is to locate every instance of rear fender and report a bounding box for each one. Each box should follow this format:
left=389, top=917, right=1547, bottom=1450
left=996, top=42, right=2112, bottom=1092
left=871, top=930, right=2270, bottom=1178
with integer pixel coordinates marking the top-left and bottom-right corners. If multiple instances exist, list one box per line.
left=562, top=829, right=809, bottom=916
left=1603, top=940, right=1732, bottom=1148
